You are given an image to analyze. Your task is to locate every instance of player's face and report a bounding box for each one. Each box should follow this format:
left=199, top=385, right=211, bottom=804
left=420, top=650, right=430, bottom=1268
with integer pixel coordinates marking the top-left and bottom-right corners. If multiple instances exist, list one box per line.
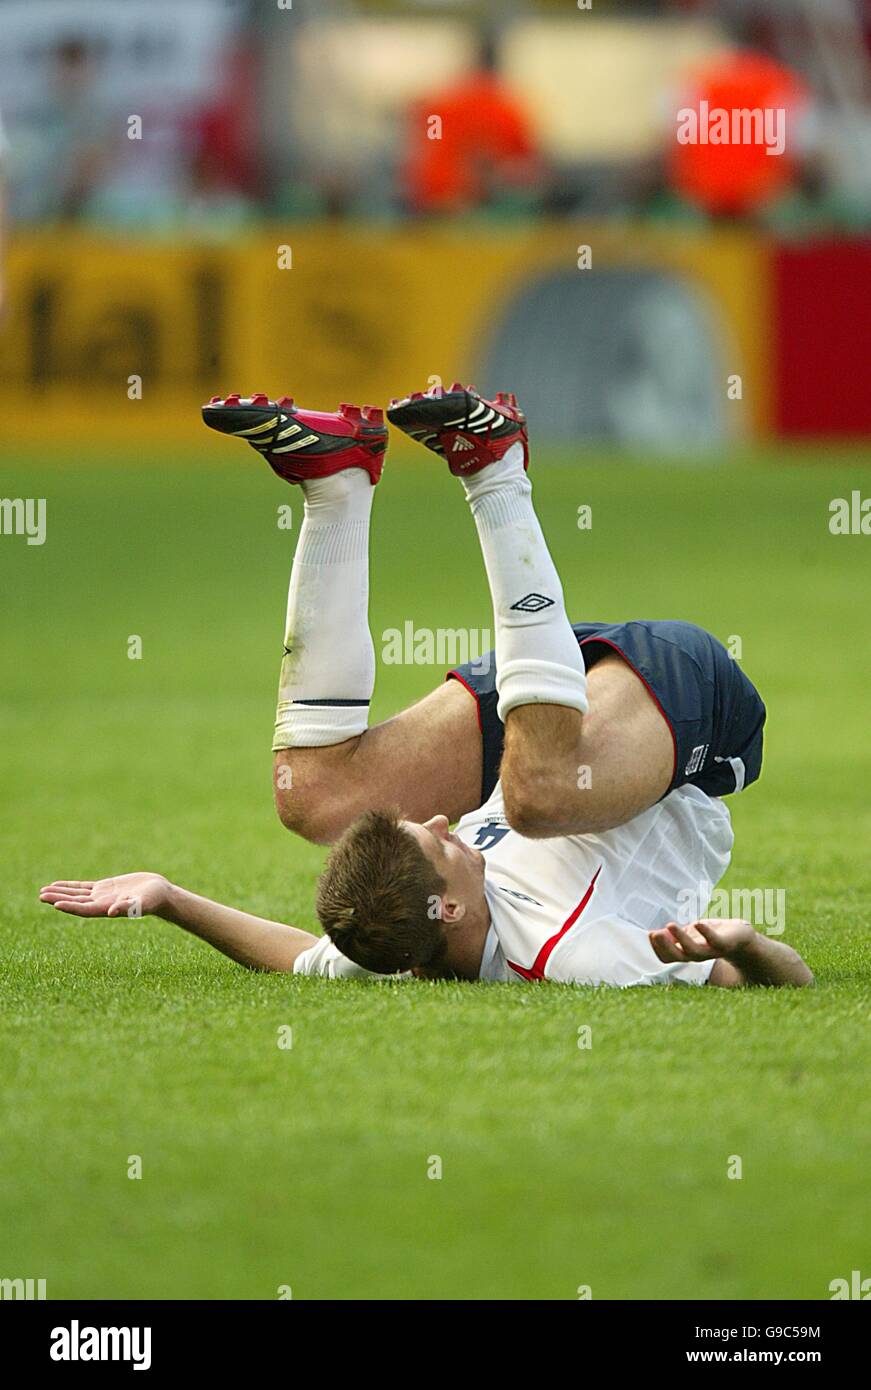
left=403, top=815, right=486, bottom=895
left=402, top=818, right=488, bottom=981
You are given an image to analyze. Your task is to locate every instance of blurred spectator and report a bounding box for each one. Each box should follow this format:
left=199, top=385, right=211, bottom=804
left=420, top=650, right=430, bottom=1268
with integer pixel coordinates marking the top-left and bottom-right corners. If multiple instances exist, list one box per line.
left=13, top=38, right=116, bottom=225
left=179, top=142, right=258, bottom=237
left=175, top=39, right=260, bottom=235
left=401, top=32, right=543, bottom=216
left=187, top=34, right=259, bottom=197
left=669, top=50, right=809, bottom=218
left=2, top=4, right=868, bottom=236
left=90, top=35, right=260, bottom=235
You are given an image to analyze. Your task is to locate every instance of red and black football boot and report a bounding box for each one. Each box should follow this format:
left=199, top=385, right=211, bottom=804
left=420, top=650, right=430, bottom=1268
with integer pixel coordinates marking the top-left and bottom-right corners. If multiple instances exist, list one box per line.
left=386, top=383, right=528, bottom=476
left=201, top=394, right=387, bottom=485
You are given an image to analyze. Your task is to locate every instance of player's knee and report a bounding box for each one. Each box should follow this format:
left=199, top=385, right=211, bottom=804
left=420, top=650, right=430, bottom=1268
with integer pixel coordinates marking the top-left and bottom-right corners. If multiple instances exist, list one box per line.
left=274, top=789, right=339, bottom=845
left=273, top=779, right=306, bottom=837
left=274, top=786, right=301, bottom=836
left=502, top=774, right=564, bottom=839
left=273, top=760, right=337, bottom=845
left=503, top=769, right=618, bottom=839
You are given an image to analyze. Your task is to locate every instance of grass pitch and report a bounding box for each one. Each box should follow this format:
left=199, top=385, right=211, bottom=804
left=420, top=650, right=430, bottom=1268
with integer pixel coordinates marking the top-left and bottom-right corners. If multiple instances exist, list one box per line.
left=1, top=440, right=869, bottom=1300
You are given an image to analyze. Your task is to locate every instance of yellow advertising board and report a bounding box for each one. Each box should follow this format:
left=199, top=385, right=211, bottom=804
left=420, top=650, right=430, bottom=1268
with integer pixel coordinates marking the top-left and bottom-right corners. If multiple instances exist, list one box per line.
left=0, top=225, right=772, bottom=449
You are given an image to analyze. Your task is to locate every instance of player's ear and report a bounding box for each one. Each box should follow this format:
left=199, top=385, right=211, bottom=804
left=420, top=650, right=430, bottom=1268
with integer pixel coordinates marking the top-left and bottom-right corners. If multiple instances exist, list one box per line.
left=440, top=896, right=466, bottom=925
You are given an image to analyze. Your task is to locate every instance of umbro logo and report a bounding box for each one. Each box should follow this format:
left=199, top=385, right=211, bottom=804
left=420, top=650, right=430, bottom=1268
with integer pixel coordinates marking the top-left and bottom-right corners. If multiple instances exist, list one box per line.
left=451, top=436, right=476, bottom=452
left=510, top=593, right=555, bottom=613
left=497, top=885, right=543, bottom=907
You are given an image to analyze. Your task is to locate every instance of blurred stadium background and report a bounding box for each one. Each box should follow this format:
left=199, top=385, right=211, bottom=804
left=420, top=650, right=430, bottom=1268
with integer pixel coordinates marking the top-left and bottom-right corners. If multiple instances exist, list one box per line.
left=1, top=0, right=871, bottom=450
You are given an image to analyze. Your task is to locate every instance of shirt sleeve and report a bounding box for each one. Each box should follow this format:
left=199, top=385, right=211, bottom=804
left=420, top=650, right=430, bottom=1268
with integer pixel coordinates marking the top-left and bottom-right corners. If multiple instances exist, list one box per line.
left=293, top=933, right=410, bottom=982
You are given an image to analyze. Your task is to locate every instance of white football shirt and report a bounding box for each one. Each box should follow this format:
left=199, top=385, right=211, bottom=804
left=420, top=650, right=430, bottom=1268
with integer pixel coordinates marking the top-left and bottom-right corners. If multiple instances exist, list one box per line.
left=293, top=781, right=733, bottom=987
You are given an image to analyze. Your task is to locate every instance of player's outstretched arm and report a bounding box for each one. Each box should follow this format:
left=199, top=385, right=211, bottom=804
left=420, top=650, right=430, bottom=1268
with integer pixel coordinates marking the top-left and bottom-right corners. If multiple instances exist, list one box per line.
left=39, top=873, right=318, bottom=973
left=649, top=918, right=814, bottom=988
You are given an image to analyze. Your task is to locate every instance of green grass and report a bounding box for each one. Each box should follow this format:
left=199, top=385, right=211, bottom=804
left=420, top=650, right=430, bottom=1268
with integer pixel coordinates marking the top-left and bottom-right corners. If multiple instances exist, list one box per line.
left=1, top=442, right=870, bottom=1300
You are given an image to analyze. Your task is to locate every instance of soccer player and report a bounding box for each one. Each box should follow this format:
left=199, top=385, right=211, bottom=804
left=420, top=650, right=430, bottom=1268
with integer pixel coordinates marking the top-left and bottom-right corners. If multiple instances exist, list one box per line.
left=40, top=385, right=812, bottom=988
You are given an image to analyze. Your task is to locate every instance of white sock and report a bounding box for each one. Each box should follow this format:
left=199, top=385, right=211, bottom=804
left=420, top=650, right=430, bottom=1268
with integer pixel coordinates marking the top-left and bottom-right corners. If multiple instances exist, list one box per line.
left=272, top=470, right=375, bottom=749
left=463, top=443, right=587, bottom=722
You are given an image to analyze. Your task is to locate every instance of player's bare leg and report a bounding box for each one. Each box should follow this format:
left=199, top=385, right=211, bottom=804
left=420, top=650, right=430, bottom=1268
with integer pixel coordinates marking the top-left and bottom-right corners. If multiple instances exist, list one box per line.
left=272, top=654, right=671, bottom=843
left=202, top=391, right=482, bottom=845
left=272, top=680, right=481, bottom=844
left=388, top=383, right=674, bottom=838
left=499, top=660, right=673, bottom=836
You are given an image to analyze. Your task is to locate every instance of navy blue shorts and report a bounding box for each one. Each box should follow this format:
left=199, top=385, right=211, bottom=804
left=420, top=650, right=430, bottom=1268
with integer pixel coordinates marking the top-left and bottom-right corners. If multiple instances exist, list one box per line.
left=447, top=620, right=766, bottom=807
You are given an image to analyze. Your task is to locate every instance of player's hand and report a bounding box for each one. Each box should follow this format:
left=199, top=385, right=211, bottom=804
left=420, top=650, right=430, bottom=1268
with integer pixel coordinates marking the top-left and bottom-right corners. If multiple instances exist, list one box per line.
left=649, top=918, right=756, bottom=964
left=39, top=873, right=171, bottom=919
